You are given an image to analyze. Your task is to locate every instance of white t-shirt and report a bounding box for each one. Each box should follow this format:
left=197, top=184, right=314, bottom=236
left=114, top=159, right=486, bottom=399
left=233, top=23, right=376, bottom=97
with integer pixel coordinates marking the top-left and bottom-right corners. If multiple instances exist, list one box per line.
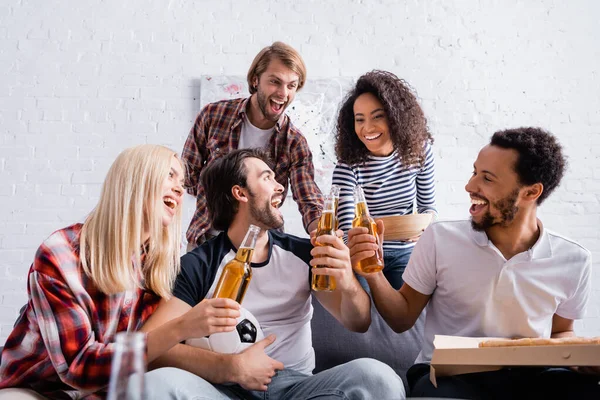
left=403, top=219, right=592, bottom=364
left=239, top=115, right=274, bottom=149
left=175, top=231, right=315, bottom=375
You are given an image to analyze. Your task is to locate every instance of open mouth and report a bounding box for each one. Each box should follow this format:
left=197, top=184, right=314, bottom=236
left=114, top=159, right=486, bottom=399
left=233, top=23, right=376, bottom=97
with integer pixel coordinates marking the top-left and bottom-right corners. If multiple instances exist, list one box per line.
left=163, top=196, right=177, bottom=210
left=270, top=99, right=285, bottom=114
left=469, top=197, right=488, bottom=215
left=271, top=197, right=282, bottom=209
left=364, top=133, right=383, bottom=141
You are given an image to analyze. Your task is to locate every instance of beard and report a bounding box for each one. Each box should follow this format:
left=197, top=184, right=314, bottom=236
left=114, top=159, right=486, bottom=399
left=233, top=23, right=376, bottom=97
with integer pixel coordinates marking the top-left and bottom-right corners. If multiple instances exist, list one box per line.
left=471, top=189, right=520, bottom=232
left=248, top=190, right=284, bottom=230
left=256, top=89, right=285, bottom=122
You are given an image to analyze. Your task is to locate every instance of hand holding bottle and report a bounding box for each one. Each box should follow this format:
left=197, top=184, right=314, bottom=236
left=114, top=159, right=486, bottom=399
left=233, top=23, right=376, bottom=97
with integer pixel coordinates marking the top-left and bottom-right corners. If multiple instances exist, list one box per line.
left=310, top=233, right=357, bottom=292
left=348, top=219, right=385, bottom=275
left=177, top=298, right=241, bottom=341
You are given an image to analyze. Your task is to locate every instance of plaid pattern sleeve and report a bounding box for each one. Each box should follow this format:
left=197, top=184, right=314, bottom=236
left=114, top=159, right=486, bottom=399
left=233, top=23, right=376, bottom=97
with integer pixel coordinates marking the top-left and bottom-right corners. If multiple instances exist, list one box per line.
left=285, top=124, right=324, bottom=232
left=181, top=108, right=209, bottom=197
left=0, top=224, right=160, bottom=398
left=182, top=99, right=246, bottom=244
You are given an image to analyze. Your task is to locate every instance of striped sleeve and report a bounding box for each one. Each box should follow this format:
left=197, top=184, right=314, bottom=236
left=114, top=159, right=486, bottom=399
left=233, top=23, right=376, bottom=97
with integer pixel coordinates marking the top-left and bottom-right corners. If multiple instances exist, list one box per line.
left=331, top=163, right=357, bottom=237
left=416, top=143, right=437, bottom=215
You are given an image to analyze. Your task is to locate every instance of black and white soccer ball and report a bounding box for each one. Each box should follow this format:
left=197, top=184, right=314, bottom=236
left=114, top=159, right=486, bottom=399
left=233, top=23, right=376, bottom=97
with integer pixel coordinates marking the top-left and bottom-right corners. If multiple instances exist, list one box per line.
left=186, top=307, right=264, bottom=354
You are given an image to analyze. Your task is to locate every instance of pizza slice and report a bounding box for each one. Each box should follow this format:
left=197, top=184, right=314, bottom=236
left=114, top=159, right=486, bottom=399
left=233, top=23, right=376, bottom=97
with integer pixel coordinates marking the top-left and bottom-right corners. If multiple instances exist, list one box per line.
left=478, top=337, right=600, bottom=348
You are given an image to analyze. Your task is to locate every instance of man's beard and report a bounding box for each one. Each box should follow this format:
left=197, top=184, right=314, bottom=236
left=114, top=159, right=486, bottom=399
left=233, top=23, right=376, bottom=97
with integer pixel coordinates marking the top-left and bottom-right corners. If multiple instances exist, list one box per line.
left=248, top=191, right=284, bottom=230
left=471, top=189, right=520, bottom=232
left=256, top=89, right=284, bottom=122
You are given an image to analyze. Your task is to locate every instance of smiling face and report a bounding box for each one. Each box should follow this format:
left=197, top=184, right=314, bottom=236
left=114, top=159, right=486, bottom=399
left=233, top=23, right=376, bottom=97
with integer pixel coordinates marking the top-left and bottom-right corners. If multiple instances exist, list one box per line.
left=253, top=59, right=299, bottom=124
left=160, top=156, right=185, bottom=228
left=353, top=92, right=394, bottom=157
left=465, top=145, right=525, bottom=232
left=242, top=157, right=285, bottom=230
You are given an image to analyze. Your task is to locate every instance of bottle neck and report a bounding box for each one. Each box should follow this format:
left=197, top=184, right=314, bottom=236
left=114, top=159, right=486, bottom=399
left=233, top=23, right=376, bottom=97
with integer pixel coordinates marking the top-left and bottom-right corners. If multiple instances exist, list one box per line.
left=355, top=201, right=370, bottom=217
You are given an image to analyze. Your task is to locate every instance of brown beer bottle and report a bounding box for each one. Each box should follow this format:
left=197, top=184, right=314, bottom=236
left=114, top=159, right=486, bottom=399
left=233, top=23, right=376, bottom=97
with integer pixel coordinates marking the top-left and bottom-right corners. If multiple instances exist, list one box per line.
left=212, top=224, right=260, bottom=304
left=330, top=184, right=340, bottom=230
left=352, top=185, right=384, bottom=273
left=312, top=195, right=337, bottom=291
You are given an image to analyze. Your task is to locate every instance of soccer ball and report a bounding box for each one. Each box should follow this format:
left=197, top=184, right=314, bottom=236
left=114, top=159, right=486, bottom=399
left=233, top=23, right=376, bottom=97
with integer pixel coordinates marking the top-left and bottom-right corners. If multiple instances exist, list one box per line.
left=186, top=307, right=264, bottom=354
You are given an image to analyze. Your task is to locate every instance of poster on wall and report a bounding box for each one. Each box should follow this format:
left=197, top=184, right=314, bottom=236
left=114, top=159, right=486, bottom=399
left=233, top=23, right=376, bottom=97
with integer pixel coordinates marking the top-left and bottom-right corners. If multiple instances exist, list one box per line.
left=200, top=75, right=355, bottom=236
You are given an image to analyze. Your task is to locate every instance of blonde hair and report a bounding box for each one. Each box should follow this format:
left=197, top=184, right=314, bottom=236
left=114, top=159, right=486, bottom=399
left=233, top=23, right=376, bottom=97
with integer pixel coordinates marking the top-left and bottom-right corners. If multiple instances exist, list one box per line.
left=247, top=41, right=307, bottom=94
left=80, top=144, right=183, bottom=298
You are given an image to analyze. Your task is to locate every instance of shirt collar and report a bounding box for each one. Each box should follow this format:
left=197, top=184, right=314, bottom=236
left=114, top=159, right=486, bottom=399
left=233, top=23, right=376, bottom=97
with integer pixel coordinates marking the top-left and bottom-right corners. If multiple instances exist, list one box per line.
left=470, top=219, right=552, bottom=259
left=238, top=96, right=286, bottom=131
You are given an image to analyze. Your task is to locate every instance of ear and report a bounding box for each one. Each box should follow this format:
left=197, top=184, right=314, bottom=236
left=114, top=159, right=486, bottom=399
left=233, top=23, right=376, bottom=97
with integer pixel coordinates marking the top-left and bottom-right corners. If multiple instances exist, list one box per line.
left=522, top=183, right=543, bottom=203
left=252, top=76, right=258, bottom=89
left=232, top=185, right=249, bottom=203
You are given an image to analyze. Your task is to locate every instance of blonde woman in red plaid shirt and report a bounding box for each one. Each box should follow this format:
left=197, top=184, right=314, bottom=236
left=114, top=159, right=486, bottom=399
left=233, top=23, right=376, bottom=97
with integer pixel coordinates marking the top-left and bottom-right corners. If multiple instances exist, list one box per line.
left=0, top=145, right=240, bottom=399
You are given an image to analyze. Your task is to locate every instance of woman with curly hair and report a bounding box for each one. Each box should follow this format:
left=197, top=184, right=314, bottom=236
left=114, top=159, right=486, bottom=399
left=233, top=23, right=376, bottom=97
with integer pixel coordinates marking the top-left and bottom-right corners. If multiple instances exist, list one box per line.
left=332, top=70, right=437, bottom=289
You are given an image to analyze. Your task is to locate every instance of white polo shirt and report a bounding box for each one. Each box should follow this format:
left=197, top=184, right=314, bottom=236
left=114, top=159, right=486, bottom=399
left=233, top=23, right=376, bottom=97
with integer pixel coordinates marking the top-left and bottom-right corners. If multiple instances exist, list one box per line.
left=403, top=219, right=592, bottom=364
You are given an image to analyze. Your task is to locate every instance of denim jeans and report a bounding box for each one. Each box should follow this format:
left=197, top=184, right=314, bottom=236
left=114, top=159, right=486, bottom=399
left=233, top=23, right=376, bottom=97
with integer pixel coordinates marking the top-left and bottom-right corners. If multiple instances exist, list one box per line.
left=382, top=247, right=413, bottom=290
left=408, top=363, right=600, bottom=400
left=142, top=359, right=405, bottom=399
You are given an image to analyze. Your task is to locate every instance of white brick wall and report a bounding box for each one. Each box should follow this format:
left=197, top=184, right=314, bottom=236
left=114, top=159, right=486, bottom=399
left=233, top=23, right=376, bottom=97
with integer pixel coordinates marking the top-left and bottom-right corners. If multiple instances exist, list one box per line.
left=0, top=0, right=599, bottom=344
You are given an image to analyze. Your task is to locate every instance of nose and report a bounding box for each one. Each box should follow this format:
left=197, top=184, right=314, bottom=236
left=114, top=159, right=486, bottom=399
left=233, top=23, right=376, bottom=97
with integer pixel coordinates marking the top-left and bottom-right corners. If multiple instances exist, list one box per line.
left=172, top=182, right=184, bottom=197
left=277, top=85, right=288, bottom=100
left=275, top=181, right=284, bottom=193
left=364, top=119, right=376, bottom=132
left=465, top=175, right=475, bottom=194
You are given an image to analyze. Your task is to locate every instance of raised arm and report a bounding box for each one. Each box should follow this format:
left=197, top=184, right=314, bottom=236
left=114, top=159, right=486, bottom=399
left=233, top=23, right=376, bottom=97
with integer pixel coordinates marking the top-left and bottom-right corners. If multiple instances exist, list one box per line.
left=348, top=221, right=431, bottom=333
left=288, top=134, right=323, bottom=233
left=182, top=109, right=210, bottom=197
left=310, top=234, right=372, bottom=332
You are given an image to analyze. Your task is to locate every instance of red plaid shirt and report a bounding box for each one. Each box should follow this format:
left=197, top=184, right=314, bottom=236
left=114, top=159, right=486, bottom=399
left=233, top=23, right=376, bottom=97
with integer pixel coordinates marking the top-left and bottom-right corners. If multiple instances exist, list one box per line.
left=0, top=224, right=160, bottom=399
left=182, top=97, right=324, bottom=245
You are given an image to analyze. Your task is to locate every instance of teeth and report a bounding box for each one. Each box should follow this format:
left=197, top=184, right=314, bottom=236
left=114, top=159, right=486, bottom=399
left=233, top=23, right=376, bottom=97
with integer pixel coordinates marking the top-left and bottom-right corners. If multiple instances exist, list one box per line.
left=271, top=198, right=281, bottom=207
left=272, top=99, right=284, bottom=105
left=365, top=133, right=382, bottom=140
left=164, top=197, right=177, bottom=209
left=471, top=198, right=487, bottom=205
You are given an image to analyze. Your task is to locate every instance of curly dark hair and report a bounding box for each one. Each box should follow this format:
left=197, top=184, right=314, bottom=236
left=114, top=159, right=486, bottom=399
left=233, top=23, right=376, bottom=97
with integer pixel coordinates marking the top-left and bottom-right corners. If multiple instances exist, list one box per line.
left=491, top=127, right=567, bottom=205
left=201, top=148, right=273, bottom=231
left=335, top=70, right=433, bottom=167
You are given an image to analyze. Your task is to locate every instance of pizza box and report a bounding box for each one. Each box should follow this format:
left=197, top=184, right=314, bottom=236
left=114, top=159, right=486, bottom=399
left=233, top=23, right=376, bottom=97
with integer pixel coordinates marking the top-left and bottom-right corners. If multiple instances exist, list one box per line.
left=429, top=335, right=600, bottom=387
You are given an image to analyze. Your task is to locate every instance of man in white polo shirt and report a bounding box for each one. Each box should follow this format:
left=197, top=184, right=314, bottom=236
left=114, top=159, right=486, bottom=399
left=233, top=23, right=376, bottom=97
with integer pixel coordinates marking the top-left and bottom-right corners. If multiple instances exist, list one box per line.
left=349, top=127, right=599, bottom=399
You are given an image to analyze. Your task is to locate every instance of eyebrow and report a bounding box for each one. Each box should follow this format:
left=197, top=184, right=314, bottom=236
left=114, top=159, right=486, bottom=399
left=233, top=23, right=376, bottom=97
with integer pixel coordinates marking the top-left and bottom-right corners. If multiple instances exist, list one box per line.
left=473, top=165, right=499, bottom=179
left=266, top=74, right=298, bottom=85
left=354, top=108, right=385, bottom=117
left=259, top=169, right=273, bottom=178
left=171, top=167, right=185, bottom=184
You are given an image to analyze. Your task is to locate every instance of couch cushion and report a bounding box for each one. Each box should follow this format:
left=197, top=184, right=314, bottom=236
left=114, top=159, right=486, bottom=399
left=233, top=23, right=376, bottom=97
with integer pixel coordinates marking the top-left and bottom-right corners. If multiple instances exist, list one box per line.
left=311, top=295, right=424, bottom=389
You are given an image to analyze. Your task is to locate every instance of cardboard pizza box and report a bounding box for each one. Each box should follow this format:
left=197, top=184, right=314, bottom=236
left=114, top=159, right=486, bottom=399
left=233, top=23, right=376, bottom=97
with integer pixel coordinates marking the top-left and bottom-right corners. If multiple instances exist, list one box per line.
left=429, top=335, right=600, bottom=387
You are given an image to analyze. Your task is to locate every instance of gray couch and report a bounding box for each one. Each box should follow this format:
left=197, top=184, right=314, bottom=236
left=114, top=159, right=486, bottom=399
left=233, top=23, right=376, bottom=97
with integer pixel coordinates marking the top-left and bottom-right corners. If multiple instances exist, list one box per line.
left=311, top=295, right=424, bottom=392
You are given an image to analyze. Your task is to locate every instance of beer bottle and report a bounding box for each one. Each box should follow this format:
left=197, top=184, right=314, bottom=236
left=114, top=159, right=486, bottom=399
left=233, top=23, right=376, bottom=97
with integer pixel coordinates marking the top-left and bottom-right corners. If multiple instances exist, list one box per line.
left=212, top=224, right=260, bottom=304
left=312, top=195, right=337, bottom=291
left=351, top=185, right=384, bottom=273
left=330, top=184, right=340, bottom=230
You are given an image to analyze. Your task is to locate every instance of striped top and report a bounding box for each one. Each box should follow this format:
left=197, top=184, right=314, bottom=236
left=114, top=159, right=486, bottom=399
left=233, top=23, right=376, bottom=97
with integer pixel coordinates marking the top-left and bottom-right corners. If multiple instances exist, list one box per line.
left=332, top=143, right=437, bottom=251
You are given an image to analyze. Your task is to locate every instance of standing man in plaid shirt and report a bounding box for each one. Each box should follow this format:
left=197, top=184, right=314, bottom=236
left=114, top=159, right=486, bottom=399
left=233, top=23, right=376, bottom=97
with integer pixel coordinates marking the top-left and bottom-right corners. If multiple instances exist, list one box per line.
left=182, top=41, right=324, bottom=250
